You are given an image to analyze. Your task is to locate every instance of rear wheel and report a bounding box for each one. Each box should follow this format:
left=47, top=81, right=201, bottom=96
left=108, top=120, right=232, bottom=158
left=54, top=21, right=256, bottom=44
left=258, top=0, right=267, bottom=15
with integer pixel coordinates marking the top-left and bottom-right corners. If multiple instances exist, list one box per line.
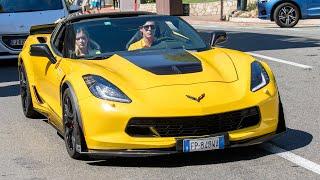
left=62, top=88, right=87, bottom=160
left=19, top=64, right=43, bottom=118
left=274, top=3, right=300, bottom=28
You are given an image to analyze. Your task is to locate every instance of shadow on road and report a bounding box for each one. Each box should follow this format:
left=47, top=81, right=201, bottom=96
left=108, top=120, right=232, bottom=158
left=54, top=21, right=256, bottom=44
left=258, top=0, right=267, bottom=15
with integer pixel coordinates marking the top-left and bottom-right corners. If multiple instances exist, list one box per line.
left=266, top=26, right=320, bottom=29
left=272, top=128, right=313, bottom=151
left=86, top=128, right=312, bottom=167
left=0, top=84, right=20, bottom=97
left=0, top=60, right=19, bottom=83
left=223, top=31, right=320, bottom=52
left=198, top=29, right=320, bottom=52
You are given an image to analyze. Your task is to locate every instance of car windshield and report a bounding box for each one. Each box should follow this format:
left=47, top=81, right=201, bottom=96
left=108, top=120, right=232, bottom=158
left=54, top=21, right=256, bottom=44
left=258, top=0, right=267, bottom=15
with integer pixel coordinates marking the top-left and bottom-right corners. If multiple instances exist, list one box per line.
left=66, top=16, right=209, bottom=59
left=0, top=0, right=63, bottom=13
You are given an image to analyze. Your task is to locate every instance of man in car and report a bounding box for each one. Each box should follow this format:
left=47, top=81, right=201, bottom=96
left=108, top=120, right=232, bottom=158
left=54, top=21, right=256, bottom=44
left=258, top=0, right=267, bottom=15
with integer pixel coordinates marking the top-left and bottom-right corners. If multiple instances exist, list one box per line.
left=128, top=21, right=156, bottom=51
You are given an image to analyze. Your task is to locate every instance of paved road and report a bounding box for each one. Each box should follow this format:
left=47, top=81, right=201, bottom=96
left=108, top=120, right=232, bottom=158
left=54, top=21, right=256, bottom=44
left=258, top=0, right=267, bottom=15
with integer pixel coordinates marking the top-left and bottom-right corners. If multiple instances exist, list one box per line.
left=0, top=25, right=320, bottom=179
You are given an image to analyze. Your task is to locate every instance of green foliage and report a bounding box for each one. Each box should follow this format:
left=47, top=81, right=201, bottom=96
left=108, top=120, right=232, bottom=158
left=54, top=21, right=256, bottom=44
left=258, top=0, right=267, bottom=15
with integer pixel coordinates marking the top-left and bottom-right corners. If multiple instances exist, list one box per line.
left=247, top=2, right=257, bottom=11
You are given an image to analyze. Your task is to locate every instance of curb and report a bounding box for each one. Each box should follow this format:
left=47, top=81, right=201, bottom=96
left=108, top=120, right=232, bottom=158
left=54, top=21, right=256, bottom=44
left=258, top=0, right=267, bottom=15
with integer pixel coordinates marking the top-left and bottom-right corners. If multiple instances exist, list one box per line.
left=228, top=17, right=271, bottom=24
left=229, top=17, right=320, bottom=26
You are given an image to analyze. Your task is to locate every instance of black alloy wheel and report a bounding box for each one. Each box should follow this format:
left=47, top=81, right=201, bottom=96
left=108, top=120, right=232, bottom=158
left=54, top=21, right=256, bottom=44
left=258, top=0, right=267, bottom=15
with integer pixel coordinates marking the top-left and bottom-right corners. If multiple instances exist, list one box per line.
left=274, top=3, right=300, bottom=28
left=62, top=88, right=86, bottom=160
left=19, top=64, right=42, bottom=118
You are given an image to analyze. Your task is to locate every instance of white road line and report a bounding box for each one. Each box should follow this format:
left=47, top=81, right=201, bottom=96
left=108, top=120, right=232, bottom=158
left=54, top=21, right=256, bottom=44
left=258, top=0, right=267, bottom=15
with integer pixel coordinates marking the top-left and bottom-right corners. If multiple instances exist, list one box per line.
left=262, top=143, right=320, bottom=175
left=247, top=52, right=313, bottom=70
left=193, top=24, right=218, bottom=29
left=193, top=24, right=314, bottom=69
left=0, top=81, right=19, bottom=88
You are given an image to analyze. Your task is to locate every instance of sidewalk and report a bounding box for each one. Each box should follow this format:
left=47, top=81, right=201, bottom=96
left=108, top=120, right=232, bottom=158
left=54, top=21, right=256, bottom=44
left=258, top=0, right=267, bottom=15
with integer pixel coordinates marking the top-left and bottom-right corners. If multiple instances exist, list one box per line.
left=98, top=7, right=320, bottom=28
left=99, top=6, right=120, bottom=13
left=182, top=16, right=320, bottom=28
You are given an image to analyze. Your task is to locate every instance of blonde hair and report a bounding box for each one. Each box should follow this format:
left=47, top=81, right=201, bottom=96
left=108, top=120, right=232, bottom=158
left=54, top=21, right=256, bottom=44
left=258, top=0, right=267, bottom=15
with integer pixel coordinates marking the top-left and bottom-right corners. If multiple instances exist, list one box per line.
left=75, top=28, right=89, bottom=56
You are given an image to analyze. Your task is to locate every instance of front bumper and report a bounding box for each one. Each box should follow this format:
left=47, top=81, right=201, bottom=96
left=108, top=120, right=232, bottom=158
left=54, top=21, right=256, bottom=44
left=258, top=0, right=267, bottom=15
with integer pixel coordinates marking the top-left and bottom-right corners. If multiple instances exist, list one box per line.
left=80, top=130, right=286, bottom=158
left=0, top=34, right=27, bottom=60
left=76, top=82, right=284, bottom=158
left=0, top=49, right=19, bottom=60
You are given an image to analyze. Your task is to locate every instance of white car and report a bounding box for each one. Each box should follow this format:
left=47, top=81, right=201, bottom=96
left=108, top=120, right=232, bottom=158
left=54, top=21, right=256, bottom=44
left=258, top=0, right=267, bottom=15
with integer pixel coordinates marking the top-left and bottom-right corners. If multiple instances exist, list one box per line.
left=0, top=0, right=80, bottom=60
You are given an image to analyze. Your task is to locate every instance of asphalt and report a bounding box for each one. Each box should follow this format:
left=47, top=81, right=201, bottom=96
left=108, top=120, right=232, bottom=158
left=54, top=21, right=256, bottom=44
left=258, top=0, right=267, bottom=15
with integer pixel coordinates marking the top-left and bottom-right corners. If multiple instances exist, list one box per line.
left=0, top=18, right=320, bottom=179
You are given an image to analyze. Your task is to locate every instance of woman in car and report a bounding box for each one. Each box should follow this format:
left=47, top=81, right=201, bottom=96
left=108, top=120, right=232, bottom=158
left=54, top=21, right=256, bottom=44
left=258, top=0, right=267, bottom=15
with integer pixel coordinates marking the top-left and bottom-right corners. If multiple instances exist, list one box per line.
left=75, top=28, right=100, bottom=57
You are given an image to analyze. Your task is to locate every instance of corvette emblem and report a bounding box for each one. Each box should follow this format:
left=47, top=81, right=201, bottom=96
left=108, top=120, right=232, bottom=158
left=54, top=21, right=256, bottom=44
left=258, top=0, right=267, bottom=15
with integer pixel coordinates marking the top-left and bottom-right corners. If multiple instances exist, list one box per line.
left=186, top=93, right=205, bottom=102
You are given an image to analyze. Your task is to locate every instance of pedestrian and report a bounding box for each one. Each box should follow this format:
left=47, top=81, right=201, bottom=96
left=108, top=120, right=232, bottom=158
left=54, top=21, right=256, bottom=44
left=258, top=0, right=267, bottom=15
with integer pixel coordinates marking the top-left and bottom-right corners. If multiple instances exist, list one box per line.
left=81, top=0, right=90, bottom=14
left=74, top=0, right=82, bottom=6
left=113, top=0, right=117, bottom=9
left=90, top=0, right=101, bottom=13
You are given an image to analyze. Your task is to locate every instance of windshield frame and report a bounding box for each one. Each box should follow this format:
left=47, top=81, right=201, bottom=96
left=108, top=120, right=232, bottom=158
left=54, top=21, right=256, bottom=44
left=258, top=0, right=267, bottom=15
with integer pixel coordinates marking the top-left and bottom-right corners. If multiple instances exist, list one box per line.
left=66, top=15, right=210, bottom=59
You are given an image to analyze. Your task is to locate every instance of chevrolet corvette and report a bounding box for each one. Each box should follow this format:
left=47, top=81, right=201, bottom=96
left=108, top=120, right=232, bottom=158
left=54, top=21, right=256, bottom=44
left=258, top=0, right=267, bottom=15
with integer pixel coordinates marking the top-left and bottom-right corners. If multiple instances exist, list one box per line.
left=18, top=12, right=286, bottom=160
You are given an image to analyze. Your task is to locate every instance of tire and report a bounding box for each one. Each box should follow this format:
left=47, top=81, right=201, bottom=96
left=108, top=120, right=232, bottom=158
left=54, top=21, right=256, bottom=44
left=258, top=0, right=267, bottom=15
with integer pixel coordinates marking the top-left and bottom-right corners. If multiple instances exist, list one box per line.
left=62, top=88, right=87, bottom=160
left=274, top=3, right=300, bottom=28
left=276, top=96, right=287, bottom=133
left=19, top=64, right=43, bottom=118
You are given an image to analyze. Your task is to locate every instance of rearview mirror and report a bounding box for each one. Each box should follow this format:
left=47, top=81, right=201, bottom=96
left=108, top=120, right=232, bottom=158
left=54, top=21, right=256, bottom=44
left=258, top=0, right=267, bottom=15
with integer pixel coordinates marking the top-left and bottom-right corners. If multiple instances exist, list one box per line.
left=198, top=30, right=227, bottom=47
left=30, top=44, right=57, bottom=64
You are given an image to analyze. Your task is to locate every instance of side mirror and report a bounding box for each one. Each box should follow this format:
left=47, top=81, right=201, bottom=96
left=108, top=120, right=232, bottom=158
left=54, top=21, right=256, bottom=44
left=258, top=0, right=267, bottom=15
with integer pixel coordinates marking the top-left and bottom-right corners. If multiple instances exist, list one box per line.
left=69, top=5, right=81, bottom=14
left=198, top=30, right=227, bottom=47
left=30, top=44, right=57, bottom=64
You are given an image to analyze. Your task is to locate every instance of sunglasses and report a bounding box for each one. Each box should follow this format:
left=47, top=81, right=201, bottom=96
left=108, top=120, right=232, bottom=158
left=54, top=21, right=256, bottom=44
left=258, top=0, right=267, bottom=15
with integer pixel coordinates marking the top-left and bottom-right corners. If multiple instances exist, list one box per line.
left=142, top=24, right=155, bottom=30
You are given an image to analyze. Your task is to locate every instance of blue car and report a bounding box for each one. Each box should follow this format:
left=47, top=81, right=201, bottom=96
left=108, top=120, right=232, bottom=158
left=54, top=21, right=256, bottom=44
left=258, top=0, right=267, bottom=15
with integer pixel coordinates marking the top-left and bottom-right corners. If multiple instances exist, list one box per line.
left=258, top=0, right=320, bottom=27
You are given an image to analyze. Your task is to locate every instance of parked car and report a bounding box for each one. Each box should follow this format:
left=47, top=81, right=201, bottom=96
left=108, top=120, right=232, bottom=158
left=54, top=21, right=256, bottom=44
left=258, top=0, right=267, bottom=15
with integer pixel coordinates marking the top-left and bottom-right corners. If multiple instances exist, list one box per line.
left=0, top=0, right=80, bottom=60
left=19, top=12, right=286, bottom=159
left=258, top=0, right=320, bottom=27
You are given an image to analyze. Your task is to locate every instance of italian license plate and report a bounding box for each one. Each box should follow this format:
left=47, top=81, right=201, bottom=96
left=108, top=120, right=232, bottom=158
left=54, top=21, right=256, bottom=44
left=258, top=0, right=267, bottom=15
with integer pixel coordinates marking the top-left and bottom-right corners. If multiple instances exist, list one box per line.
left=182, top=135, right=224, bottom=152
left=10, top=39, right=26, bottom=46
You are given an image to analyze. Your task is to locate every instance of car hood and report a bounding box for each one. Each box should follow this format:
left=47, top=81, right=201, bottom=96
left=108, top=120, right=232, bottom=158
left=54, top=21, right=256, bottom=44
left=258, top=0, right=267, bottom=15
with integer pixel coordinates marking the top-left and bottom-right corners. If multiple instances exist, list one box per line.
left=0, top=10, right=65, bottom=34
left=85, top=48, right=238, bottom=90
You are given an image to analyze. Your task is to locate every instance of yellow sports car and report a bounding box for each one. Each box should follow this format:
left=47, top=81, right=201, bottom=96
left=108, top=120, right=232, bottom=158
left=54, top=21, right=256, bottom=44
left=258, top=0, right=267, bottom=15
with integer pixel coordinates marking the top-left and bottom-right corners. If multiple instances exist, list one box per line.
left=19, top=12, right=286, bottom=160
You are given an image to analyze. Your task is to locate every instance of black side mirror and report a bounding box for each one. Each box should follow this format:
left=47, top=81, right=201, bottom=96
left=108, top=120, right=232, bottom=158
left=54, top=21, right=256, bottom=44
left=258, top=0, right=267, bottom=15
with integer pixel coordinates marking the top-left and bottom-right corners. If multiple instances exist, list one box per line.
left=198, top=30, right=227, bottom=47
left=30, top=44, right=57, bottom=64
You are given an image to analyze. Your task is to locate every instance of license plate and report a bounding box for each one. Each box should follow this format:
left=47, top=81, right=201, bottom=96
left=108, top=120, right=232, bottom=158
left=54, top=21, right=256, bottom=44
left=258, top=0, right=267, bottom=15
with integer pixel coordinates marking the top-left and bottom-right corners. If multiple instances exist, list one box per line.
left=182, top=136, right=224, bottom=152
left=10, top=39, right=26, bottom=46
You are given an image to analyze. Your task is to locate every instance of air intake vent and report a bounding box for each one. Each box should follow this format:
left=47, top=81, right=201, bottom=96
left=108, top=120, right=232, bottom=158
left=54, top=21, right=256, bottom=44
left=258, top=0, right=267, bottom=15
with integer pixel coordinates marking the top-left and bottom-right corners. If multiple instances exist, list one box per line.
left=149, top=63, right=202, bottom=75
left=126, top=107, right=260, bottom=137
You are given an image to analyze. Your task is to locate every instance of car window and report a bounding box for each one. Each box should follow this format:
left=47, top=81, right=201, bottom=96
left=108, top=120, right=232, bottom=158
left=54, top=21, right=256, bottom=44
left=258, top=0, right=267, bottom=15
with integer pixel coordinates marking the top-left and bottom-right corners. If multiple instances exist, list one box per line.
left=67, top=16, right=208, bottom=59
left=0, top=0, right=63, bottom=13
left=52, top=25, right=66, bottom=57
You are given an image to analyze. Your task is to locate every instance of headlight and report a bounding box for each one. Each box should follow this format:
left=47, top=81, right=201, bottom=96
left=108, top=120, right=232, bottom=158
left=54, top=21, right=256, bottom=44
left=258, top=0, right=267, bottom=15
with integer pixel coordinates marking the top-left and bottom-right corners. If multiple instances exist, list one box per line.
left=251, top=61, right=270, bottom=92
left=83, top=75, right=131, bottom=103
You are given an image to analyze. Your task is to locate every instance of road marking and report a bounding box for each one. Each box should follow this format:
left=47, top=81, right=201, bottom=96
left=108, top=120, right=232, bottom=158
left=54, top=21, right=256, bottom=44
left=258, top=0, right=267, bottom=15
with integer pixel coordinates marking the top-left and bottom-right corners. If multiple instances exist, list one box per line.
left=262, top=143, right=320, bottom=175
left=247, top=52, right=313, bottom=70
left=193, top=24, right=218, bottom=29
left=193, top=25, right=314, bottom=69
left=0, top=81, right=19, bottom=88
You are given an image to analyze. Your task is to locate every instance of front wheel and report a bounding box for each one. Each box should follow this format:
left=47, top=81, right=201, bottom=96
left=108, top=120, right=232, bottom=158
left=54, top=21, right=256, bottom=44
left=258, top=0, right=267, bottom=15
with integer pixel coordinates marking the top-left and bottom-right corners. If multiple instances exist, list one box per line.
left=62, top=88, right=87, bottom=160
left=274, top=3, right=300, bottom=28
left=19, top=64, right=43, bottom=118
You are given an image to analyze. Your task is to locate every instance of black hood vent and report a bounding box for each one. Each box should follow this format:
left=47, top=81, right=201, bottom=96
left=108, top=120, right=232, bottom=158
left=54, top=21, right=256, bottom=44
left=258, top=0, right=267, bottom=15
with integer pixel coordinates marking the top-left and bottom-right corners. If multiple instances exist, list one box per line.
left=118, top=50, right=203, bottom=75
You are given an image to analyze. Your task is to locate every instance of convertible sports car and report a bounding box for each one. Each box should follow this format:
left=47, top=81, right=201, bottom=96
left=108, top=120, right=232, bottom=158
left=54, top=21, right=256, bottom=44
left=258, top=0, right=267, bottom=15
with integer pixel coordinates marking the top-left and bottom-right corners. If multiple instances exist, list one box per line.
left=19, top=12, right=286, bottom=160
